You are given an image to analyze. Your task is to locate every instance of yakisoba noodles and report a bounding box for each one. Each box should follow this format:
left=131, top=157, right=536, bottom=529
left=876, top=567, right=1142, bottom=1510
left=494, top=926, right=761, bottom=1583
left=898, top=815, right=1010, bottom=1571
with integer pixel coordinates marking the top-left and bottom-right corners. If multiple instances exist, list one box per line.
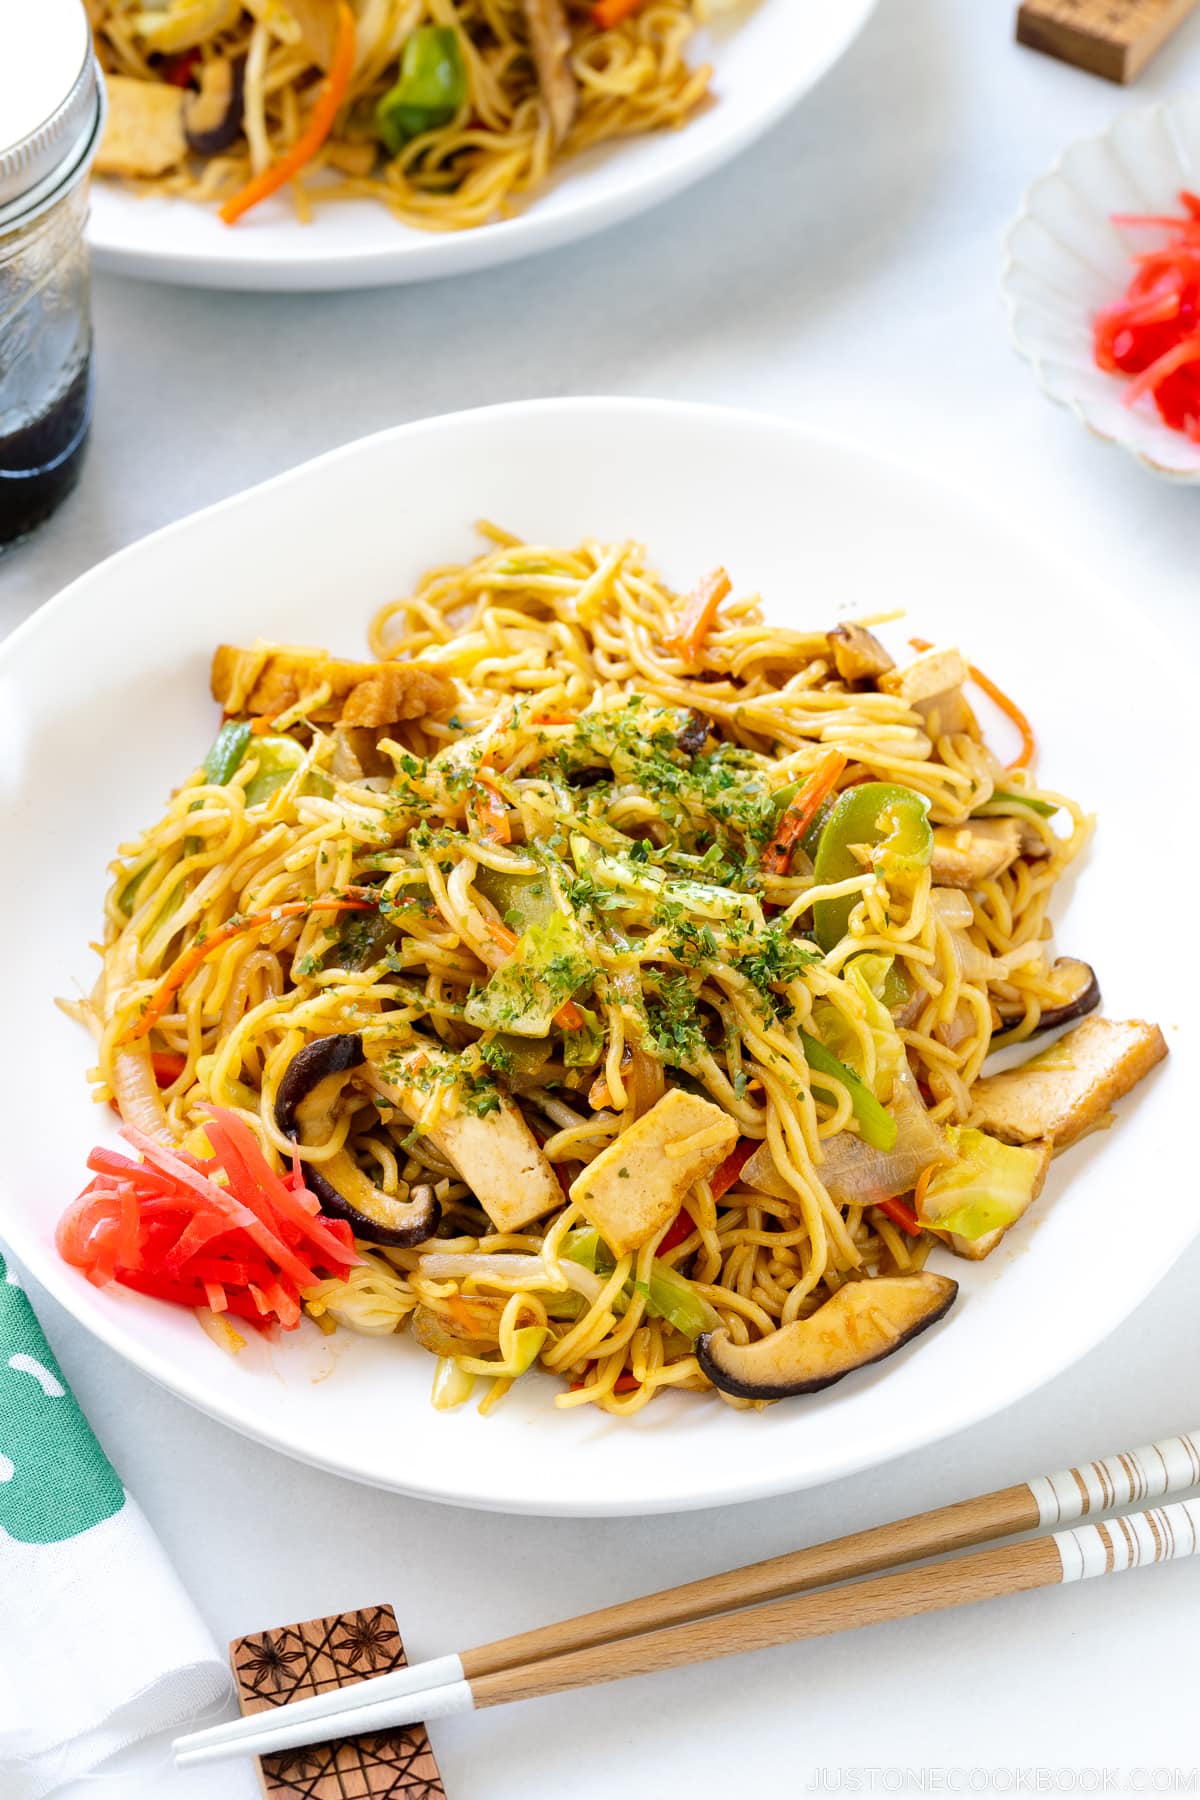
left=90, top=0, right=736, bottom=233
left=63, top=527, right=1167, bottom=1416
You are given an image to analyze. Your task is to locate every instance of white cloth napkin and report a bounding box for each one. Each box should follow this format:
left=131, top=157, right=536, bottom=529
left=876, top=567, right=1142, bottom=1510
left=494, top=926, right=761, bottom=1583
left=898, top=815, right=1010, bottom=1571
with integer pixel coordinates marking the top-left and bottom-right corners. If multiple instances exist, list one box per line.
left=0, top=1253, right=232, bottom=1799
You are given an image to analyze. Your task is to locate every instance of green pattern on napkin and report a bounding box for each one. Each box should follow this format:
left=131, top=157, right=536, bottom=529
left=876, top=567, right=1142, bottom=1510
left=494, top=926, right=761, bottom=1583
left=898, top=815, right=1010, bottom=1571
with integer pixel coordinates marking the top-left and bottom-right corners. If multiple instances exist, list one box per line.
left=0, top=1252, right=124, bottom=1545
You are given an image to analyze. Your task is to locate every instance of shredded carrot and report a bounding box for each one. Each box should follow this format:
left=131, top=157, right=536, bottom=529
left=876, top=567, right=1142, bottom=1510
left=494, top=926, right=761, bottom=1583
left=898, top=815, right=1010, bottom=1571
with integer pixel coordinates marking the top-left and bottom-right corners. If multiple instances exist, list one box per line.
left=485, top=917, right=518, bottom=955
left=876, top=1194, right=922, bottom=1236
left=219, top=2, right=355, bottom=225
left=248, top=714, right=278, bottom=736
left=967, top=662, right=1035, bottom=770
left=761, top=749, right=848, bottom=875
left=119, top=891, right=376, bottom=1044
left=482, top=916, right=584, bottom=1030
left=665, top=567, right=732, bottom=666
left=468, top=778, right=511, bottom=845
left=532, top=713, right=577, bottom=726
left=593, top=0, right=645, bottom=24
left=909, top=638, right=1035, bottom=772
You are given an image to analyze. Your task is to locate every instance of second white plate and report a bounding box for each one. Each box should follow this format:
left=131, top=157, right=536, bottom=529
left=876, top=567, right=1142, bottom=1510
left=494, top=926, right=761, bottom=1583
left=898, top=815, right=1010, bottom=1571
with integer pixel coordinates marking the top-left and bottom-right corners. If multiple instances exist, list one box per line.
left=0, top=399, right=1190, bottom=1514
left=87, top=2, right=876, bottom=290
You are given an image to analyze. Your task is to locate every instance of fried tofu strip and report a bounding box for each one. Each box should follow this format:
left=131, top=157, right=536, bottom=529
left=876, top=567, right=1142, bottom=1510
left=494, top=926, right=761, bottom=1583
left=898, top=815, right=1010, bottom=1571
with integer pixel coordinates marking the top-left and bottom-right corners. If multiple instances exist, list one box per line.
left=95, top=77, right=186, bottom=178
left=971, top=1017, right=1167, bottom=1150
left=364, top=1059, right=562, bottom=1235
left=569, top=1090, right=737, bottom=1256
left=211, top=644, right=455, bottom=726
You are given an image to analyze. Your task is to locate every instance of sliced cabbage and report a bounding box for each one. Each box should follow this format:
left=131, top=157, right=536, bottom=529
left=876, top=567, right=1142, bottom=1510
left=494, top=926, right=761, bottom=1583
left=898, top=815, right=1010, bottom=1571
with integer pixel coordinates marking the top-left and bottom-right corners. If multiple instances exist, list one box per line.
left=303, top=1259, right=411, bottom=1335
left=633, top=1265, right=720, bottom=1341
left=431, top=1357, right=476, bottom=1410
left=563, top=1226, right=608, bottom=1271
left=564, top=1228, right=717, bottom=1339
left=570, top=834, right=763, bottom=930
left=563, top=1003, right=604, bottom=1068
left=808, top=954, right=906, bottom=1109
left=456, top=1325, right=548, bottom=1379
left=464, top=908, right=591, bottom=1037
left=915, top=1126, right=1046, bottom=1242
left=132, top=0, right=241, bottom=54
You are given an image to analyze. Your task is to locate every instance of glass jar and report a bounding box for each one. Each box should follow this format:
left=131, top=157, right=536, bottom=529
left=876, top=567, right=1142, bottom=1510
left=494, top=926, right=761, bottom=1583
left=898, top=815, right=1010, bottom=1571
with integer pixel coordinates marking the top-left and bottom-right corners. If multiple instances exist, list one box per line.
left=0, top=0, right=104, bottom=548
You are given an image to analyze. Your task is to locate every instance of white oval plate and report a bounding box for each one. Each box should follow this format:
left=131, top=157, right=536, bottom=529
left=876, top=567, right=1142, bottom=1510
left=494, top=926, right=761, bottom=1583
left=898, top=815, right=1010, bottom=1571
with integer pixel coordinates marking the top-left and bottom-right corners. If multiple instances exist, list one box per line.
left=87, top=2, right=875, bottom=291
left=0, top=399, right=1190, bottom=1515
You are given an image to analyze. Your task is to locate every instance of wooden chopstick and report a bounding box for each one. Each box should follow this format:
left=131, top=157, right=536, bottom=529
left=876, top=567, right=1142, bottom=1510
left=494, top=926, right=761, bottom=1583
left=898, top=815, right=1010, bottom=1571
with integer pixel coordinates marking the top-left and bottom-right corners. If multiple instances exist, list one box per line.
left=180, top=1488, right=1200, bottom=1762
left=174, top=1428, right=1200, bottom=1768
left=467, top=1491, right=1200, bottom=1709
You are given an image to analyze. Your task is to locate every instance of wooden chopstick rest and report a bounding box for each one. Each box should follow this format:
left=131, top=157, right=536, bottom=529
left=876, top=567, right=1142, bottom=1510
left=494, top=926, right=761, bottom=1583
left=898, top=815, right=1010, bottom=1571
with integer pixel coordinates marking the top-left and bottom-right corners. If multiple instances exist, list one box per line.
left=231, top=1603, right=447, bottom=1798
left=1016, top=0, right=1200, bottom=83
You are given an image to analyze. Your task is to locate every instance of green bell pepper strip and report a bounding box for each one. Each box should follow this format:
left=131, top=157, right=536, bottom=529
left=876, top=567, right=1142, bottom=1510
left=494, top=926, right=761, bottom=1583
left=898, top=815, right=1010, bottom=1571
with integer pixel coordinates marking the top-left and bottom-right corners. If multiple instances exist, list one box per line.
left=117, top=863, right=154, bottom=918
left=800, top=792, right=836, bottom=860
left=130, top=717, right=249, bottom=921
left=202, top=719, right=252, bottom=786
left=376, top=27, right=467, bottom=155
left=811, top=782, right=933, bottom=953
left=799, top=1030, right=898, bottom=1152
left=473, top=864, right=556, bottom=934
left=320, top=909, right=398, bottom=974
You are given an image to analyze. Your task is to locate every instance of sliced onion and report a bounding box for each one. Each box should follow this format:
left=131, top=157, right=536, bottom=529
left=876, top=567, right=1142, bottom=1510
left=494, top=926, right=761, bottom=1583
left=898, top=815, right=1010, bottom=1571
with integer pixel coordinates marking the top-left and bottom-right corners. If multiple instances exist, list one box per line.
left=930, top=889, right=1008, bottom=983
left=411, top=1305, right=495, bottom=1359
left=111, top=1045, right=174, bottom=1146
left=743, top=1073, right=949, bottom=1208
left=741, top=1140, right=794, bottom=1201
left=195, top=1306, right=246, bottom=1357
left=417, top=1250, right=608, bottom=1306
left=929, top=888, right=973, bottom=931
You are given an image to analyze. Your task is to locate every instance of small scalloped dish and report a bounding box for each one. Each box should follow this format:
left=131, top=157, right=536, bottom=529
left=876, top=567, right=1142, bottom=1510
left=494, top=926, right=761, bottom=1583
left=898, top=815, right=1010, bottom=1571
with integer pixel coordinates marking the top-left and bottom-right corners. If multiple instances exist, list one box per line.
left=1002, top=97, right=1200, bottom=481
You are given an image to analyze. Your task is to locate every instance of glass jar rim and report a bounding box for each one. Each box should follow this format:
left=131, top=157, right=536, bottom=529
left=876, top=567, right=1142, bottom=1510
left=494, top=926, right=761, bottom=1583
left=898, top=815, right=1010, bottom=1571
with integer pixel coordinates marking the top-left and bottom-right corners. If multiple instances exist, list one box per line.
left=0, top=79, right=106, bottom=239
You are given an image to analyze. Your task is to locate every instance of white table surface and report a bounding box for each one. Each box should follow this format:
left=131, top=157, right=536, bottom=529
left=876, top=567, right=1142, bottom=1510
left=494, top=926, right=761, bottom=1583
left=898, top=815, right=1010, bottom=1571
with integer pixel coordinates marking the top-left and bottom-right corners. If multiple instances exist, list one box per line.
left=5, top=2, right=1200, bottom=1794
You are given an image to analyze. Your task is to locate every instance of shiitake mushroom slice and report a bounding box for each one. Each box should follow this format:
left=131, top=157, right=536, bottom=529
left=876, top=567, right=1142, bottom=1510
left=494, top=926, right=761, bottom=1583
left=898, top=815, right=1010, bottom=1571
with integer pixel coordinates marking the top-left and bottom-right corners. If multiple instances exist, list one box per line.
left=696, top=1272, right=958, bottom=1400
left=275, top=1033, right=440, bottom=1247
left=996, top=959, right=1100, bottom=1040
left=183, top=57, right=246, bottom=157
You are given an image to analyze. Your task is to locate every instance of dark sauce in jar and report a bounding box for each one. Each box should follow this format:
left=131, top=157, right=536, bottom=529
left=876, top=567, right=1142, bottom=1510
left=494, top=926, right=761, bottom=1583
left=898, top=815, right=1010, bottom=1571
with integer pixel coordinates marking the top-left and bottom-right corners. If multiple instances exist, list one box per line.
left=0, top=352, right=92, bottom=547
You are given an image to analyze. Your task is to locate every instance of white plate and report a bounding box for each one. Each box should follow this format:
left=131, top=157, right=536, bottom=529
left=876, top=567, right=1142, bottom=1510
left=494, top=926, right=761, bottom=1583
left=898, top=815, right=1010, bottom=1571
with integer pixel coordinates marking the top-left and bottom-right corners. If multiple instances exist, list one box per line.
left=0, top=399, right=1190, bottom=1515
left=87, top=3, right=876, bottom=290
left=1003, top=97, right=1200, bottom=482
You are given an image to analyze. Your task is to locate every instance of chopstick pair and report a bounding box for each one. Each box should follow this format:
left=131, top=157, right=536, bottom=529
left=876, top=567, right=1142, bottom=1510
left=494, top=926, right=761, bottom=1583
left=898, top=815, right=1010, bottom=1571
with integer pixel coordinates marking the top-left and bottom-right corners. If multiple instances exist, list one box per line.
left=175, top=1427, right=1200, bottom=1769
